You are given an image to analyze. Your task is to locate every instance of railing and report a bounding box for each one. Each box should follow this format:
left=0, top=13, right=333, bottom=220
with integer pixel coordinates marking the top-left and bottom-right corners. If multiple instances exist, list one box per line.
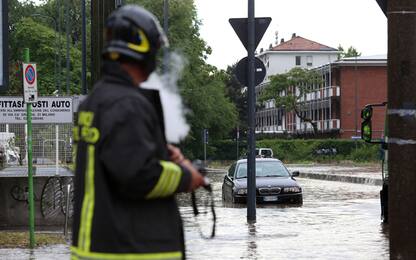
left=299, top=86, right=340, bottom=102
left=287, top=119, right=340, bottom=133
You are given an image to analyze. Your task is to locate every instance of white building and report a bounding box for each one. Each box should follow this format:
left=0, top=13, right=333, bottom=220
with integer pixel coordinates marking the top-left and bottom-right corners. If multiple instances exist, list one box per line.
left=255, top=34, right=340, bottom=133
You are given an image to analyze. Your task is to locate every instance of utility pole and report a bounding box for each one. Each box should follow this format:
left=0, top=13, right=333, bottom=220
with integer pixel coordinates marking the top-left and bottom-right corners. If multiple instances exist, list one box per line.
left=91, top=1, right=117, bottom=84
left=388, top=0, right=416, bottom=258
left=247, top=0, right=256, bottom=223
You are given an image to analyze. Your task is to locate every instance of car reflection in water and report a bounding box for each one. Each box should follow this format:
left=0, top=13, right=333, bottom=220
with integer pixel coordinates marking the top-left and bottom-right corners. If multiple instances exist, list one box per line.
left=222, top=158, right=303, bottom=205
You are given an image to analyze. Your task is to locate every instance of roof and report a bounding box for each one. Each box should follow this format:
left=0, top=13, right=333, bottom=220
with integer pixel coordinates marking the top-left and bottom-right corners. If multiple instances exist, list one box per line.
left=236, top=158, right=282, bottom=164
left=313, top=54, right=387, bottom=70
left=334, top=54, right=387, bottom=66
left=341, top=54, right=387, bottom=61
left=271, top=36, right=338, bottom=52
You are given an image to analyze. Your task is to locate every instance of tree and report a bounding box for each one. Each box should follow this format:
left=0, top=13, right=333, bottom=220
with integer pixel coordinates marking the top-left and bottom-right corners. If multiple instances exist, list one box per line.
left=259, top=67, right=323, bottom=134
left=337, top=44, right=361, bottom=59
left=127, top=0, right=237, bottom=158
left=224, top=64, right=248, bottom=137
left=7, top=17, right=82, bottom=95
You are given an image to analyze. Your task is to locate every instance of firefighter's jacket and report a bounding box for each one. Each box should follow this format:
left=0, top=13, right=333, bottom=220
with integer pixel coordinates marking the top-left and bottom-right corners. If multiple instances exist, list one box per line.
left=71, top=61, right=191, bottom=260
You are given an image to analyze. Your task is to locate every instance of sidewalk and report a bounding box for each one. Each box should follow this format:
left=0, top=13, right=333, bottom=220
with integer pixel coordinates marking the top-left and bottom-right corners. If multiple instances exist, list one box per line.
left=286, top=164, right=383, bottom=186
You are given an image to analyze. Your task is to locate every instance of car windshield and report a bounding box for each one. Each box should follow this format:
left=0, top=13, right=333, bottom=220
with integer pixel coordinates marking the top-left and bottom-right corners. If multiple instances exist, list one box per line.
left=235, top=161, right=290, bottom=179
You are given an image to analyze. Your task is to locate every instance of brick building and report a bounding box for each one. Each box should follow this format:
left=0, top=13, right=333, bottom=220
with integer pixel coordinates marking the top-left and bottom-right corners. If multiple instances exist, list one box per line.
left=255, top=35, right=339, bottom=133
left=256, top=55, right=387, bottom=139
left=331, top=55, right=387, bottom=139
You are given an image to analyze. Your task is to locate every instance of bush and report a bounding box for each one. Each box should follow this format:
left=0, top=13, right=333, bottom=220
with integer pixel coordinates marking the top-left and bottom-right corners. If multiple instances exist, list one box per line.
left=206, top=139, right=381, bottom=163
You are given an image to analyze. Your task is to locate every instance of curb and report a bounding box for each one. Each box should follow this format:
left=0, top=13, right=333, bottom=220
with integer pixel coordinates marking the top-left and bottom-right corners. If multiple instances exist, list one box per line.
left=298, top=172, right=383, bottom=186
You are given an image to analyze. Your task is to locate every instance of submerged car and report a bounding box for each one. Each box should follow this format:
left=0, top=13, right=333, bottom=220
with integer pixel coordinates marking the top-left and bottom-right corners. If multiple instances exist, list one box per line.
left=222, top=158, right=302, bottom=204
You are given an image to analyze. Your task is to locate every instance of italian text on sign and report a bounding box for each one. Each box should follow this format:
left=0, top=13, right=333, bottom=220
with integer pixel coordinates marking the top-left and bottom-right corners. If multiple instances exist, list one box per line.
left=0, top=97, right=73, bottom=124
left=22, top=63, right=38, bottom=103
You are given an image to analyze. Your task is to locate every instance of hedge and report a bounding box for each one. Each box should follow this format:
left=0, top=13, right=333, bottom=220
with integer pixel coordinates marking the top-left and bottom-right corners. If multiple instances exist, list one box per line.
left=207, top=139, right=381, bottom=163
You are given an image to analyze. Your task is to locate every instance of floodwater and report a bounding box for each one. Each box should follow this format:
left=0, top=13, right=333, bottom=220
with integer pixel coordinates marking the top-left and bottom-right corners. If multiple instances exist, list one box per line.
left=180, top=172, right=389, bottom=260
left=0, top=171, right=389, bottom=260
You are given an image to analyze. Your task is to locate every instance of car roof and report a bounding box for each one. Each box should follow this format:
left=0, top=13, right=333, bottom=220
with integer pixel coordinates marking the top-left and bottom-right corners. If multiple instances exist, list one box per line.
left=235, top=158, right=282, bottom=164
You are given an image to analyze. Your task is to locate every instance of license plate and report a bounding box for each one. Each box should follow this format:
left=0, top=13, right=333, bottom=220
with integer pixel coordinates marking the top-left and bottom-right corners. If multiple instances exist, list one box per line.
left=263, top=196, right=278, bottom=202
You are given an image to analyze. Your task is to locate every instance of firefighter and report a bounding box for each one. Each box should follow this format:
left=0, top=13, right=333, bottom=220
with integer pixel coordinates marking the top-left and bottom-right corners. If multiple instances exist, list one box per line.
left=71, top=5, right=205, bottom=260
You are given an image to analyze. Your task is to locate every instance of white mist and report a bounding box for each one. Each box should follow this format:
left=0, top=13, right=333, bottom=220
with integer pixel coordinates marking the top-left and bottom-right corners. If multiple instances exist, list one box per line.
left=141, top=53, right=190, bottom=144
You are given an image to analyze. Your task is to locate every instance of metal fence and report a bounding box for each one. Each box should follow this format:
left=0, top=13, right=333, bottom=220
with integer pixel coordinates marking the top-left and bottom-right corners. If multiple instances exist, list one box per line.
left=0, top=123, right=73, bottom=167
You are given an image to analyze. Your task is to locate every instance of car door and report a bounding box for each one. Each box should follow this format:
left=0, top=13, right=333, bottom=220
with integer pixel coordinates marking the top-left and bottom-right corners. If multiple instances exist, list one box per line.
left=223, top=163, right=236, bottom=201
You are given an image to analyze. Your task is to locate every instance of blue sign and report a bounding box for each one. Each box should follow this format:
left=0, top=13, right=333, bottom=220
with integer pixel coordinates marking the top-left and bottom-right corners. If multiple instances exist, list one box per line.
left=25, top=65, right=36, bottom=85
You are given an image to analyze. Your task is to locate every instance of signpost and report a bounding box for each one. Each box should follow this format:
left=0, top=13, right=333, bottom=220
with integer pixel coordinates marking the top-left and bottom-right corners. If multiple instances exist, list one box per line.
left=23, top=63, right=38, bottom=103
left=230, top=2, right=271, bottom=223
left=23, top=48, right=35, bottom=249
left=235, top=56, right=266, bottom=86
left=203, top=129, right=209, bottom=166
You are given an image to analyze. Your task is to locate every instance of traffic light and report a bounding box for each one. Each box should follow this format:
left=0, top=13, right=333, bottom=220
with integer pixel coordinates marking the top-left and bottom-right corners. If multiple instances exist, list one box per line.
left=360, top=102, right=387, bottom=144
left=361, top=105, right=373, bottom=143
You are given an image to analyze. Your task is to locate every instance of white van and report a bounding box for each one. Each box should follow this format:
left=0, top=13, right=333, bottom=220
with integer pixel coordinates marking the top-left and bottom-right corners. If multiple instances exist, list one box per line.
left=256, top=148, right=273, bottom=158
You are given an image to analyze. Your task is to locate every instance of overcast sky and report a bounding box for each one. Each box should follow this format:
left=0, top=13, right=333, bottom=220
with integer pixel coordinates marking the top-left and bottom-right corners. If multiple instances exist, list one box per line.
left=194, top=0, right=387, bottom=70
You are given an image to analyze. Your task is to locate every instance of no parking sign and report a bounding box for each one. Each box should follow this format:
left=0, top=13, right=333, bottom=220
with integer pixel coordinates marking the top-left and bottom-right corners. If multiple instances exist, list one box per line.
left=23, top=63, right=38, bottom=103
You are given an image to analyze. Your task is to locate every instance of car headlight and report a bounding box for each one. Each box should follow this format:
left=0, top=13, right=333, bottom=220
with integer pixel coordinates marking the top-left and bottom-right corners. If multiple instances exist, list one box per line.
left=236, top=188, right=247, bottom=195
left=283, top=187, right=301, bottom=193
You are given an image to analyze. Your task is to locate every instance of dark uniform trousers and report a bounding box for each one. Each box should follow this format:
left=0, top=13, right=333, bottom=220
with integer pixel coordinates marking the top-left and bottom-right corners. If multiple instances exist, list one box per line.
left=71, top=62, right=191, bottom=260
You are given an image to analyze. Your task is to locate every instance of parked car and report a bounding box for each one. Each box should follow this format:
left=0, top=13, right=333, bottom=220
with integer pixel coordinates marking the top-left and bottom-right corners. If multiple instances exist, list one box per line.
left=256, top=148, right=274, bottom=158
left=222, top=158, right=302, bottom=204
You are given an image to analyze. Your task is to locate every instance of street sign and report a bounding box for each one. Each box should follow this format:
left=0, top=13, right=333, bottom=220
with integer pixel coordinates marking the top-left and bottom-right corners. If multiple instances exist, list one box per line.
left=23, top=63, right=38, bottom=103
left=375, top=0, right=387, bottom=16
left=0, top=0, right=8, bottom=92
left=0, top=96, right=73, bottom=124
left=229, top=17, right=272, bottom=51
left=235, top=56, right=266, bottom=86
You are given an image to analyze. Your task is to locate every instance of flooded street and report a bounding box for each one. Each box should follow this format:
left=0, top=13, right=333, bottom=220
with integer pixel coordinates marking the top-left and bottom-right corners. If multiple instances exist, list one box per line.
left=181, top=172, right=389, bottom=260
left=0, top=171, right=389, bottom=259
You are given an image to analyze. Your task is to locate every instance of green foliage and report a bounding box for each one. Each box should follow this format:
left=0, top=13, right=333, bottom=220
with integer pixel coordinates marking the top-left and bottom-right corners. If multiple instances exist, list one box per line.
left=7, top=18, right=82, bottom=95
left=7, top=0, right=237, bottom=158
left=259, top=67, right=323, bottom=133
left=337, top=45, right=361, bottom=59
left=207, top=139, right=381, bottom=163
left=128, top=0, right=237, bottom=157
left=224, top=64, right=248, bottom=134
left=6, top=0, right=85, bottom=95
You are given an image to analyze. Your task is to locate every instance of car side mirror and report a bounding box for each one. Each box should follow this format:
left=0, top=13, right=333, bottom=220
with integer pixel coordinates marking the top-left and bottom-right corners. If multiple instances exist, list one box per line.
left=292, top=171, right=300, bottom=177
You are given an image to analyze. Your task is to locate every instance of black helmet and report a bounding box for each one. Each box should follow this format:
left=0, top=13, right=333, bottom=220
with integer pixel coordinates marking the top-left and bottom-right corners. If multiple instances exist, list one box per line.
left=103, top=5, right=168, bottom=73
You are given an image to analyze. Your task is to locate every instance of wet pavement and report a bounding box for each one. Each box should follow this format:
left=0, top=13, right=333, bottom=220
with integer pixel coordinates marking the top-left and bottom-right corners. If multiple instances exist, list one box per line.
left=0, top=169, right=389, bottom=260
left=181, top=172, right=389, bottom=260
left=286, top=164, right=382, bottom=180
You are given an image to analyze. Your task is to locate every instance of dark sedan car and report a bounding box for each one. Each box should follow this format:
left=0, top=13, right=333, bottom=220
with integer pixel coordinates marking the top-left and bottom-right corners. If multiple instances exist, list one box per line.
left=222, top=158, right=302, bottom=204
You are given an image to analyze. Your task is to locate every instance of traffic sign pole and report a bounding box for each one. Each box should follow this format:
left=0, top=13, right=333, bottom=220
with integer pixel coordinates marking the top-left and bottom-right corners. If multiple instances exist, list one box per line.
left=247, top=0, right=256, bottom=223
left=24, top=48, right=35, bottom=248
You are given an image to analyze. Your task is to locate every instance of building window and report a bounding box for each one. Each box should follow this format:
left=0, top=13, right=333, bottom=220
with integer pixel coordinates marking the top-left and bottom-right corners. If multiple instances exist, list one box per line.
left=307, top=56, right=313, bottom=66
left=295, top=56, right=301, bottom=66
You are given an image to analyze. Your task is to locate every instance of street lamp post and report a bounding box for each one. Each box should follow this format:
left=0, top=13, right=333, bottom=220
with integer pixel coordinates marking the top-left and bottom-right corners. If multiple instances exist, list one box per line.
left=30, top=14, right=59, bottom=94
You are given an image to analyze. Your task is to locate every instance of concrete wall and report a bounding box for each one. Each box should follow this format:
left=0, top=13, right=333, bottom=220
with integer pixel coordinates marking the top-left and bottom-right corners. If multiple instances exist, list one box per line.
left=0, top=176, right=72, bottom=229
